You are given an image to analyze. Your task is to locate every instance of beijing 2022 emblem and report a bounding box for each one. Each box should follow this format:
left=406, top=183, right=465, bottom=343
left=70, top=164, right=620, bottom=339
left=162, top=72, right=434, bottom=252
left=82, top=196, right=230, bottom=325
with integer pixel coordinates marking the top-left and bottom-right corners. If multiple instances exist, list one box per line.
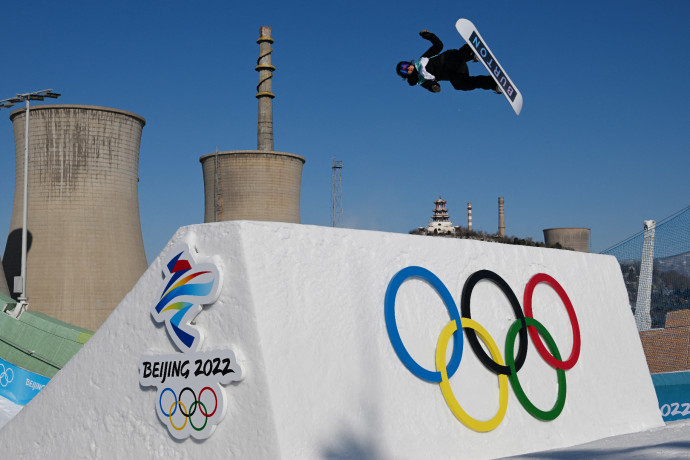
left=138, top=243, right=243, bottom=440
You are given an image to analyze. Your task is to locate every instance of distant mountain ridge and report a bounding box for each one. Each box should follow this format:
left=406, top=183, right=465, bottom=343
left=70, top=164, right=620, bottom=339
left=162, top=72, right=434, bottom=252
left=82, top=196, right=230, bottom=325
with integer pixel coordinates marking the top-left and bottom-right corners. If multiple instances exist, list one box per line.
left=619, top=251, right=690, bottom=277
left=655, top=251, right=690, bottom=277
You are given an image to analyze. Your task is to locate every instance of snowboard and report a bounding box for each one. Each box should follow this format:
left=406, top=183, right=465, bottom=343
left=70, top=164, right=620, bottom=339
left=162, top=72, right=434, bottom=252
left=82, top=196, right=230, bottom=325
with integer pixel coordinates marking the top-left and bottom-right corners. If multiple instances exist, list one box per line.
left=456, top=18, right=523, bottom=116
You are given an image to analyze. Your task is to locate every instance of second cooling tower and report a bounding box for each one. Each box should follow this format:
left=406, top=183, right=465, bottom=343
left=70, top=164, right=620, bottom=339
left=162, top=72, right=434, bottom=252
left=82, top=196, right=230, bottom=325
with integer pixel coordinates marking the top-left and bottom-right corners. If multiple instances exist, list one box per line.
left=199, top=150, right=305, bottom=223
left=543, top=227, right=591, bottom=252
left=3, top=105, right=148, bottom=331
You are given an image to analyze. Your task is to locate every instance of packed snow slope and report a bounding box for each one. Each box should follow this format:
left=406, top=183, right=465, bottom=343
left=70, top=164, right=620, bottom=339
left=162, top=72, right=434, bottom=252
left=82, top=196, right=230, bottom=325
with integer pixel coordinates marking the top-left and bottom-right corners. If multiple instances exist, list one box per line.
left=0, top=221, right=663, bottom=459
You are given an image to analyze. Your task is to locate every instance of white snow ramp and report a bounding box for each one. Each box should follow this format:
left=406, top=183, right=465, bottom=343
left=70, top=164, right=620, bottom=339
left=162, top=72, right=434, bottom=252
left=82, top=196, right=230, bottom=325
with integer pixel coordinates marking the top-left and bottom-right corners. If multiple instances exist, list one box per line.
left=0, top=221, right=663, bottom=459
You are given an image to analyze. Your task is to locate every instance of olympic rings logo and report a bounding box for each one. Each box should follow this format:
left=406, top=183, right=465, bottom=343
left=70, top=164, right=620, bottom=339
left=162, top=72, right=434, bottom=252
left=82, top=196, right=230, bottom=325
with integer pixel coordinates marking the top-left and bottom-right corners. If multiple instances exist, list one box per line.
left=0, top=364, right=14, bottom=388
left=384, top=266, right=581, bottom=432
left=159, top=386, right=218, bottom=432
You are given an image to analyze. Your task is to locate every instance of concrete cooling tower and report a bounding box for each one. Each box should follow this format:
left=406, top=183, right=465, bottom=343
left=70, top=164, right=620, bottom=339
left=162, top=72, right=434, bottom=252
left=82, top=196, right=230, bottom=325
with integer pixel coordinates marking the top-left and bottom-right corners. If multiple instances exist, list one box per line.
left=3, top=105, right=148, bottom=331
left=0, top=258, right=9, bottom=297
left=200, top=26, right=305, bottom=223
left=543, top=227, right=591, bottom=253
left=200, top=150, right=305, bottom=222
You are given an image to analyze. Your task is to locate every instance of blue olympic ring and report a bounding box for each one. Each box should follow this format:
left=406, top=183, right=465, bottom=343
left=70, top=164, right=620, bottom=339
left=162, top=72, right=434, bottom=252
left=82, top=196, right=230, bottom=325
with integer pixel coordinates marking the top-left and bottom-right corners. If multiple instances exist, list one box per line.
left=160, top=387, right=177, bottom=417
left=384, top=265, right=464, bottom=383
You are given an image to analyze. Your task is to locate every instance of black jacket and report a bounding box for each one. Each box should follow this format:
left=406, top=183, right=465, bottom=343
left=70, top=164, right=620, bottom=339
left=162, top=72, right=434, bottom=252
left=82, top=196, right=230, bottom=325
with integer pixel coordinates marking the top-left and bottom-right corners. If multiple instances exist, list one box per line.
left=408, top=31, right=469, bottom=93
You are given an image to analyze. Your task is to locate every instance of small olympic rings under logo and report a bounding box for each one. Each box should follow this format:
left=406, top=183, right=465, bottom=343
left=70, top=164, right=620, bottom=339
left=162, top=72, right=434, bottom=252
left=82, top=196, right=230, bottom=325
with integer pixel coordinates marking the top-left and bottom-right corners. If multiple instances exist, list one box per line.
left=0, top=364, right=14, bottom=388
left=159, top=386, right=218, bottom=432
left=384, top=266, right=580, bottom=432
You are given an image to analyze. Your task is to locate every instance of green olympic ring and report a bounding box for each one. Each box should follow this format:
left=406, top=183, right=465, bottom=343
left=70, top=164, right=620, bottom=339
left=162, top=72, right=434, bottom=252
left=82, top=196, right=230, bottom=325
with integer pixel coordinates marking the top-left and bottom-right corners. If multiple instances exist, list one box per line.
left=505, top=317, right=567, bottom=421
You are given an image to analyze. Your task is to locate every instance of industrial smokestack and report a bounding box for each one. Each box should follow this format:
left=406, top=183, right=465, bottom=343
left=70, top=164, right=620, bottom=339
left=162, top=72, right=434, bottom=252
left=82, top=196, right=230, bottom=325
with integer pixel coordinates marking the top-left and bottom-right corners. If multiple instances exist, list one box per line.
left=498, top=197, right=505, bottom=237
left=199, top=26, right=305, bottom=224
left=467, top=202, right=472, bottom=231
left=3, top=105, right=148, bottom=331
left=257, top=26, right=275, bottom=151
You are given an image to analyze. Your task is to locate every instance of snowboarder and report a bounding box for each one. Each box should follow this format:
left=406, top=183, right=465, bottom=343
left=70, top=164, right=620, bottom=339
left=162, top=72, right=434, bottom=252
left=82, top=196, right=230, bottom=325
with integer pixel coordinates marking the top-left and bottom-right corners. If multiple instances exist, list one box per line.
left=396, top=30, right=500, bottom=94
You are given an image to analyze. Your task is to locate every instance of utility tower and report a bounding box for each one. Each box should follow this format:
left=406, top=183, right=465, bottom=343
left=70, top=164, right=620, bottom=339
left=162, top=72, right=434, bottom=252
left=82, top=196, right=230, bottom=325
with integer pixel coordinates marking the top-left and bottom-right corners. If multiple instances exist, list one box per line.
left=331, top=158, right=343, bottom=227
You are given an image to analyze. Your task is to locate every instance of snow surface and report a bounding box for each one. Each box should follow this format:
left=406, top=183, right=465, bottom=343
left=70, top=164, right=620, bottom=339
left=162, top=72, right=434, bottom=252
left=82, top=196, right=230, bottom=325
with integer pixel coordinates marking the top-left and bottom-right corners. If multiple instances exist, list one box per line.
left=0, top=221, right=666, bottom=458
left=505, top=419, right=690, bottom=459
left=0, top=395, right=20, bottom=430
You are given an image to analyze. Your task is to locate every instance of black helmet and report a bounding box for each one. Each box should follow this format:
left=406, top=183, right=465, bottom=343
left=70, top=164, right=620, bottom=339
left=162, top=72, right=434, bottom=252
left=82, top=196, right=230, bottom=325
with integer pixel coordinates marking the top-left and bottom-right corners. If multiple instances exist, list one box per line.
left=396, top=61, right=414, bottom=78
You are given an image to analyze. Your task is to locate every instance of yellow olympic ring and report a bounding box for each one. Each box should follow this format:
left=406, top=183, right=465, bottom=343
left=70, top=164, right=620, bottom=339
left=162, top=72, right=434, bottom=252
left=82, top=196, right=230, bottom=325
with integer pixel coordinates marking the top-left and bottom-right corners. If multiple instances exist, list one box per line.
left=435, top=318, right=509, bottom=432
left=169, top=401, right=189, bottom=431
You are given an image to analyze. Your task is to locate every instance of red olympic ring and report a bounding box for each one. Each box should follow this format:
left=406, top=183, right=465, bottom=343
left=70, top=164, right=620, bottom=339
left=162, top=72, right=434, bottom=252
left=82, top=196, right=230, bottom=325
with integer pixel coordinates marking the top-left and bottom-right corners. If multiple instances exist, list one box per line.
left=523, top=273, right=581, bottom=370
left=198, top=386, right=218, bottom=417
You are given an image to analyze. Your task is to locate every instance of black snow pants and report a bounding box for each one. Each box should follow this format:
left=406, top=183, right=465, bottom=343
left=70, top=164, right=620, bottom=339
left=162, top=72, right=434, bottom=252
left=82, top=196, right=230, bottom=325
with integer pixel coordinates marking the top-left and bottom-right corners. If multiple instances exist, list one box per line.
left=429, top=45, right=496, bottom=91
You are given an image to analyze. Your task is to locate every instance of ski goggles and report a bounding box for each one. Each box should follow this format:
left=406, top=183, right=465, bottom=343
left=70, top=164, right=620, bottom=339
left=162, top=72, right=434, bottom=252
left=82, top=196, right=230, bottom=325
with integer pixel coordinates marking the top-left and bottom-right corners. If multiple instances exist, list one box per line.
left=396, top=61, right=414, bottom=77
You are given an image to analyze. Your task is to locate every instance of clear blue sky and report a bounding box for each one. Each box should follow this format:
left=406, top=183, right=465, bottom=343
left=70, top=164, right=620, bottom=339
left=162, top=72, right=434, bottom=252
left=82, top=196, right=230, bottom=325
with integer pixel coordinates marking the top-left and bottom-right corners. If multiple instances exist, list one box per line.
left=1, top=0, right=689, bottom=261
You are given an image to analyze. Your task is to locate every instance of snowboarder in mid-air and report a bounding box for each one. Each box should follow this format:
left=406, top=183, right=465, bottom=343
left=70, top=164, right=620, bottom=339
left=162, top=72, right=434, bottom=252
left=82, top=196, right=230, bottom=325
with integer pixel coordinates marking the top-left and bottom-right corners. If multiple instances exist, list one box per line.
left=396, top=30, right=501, bottom=94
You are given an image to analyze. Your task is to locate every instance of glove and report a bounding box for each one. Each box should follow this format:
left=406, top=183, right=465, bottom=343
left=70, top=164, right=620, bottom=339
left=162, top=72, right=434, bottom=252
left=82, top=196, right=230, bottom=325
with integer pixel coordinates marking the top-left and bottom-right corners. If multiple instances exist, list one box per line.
left=419, top=30, right=433, bottom=39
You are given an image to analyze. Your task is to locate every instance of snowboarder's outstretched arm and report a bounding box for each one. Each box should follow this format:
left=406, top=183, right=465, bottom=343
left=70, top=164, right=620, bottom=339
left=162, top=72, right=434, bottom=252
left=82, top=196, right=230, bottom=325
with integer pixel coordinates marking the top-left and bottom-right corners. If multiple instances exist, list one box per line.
left=419, top=30, right=443, bottom=58
left=395, top=30, right=443, bottom=92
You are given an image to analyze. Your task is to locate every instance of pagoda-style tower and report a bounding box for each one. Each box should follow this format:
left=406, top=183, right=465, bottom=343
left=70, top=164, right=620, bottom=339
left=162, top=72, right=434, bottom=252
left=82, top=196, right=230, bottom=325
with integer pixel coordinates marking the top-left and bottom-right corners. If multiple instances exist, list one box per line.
left=426, top=196, right=454, bottom=235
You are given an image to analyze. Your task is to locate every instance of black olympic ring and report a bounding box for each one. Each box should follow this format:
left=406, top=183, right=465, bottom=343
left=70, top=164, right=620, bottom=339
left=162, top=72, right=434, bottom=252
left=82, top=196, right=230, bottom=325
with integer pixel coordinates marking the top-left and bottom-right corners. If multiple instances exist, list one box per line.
left=179, top=387, right=198, bottom=418
left=461, top=270, right=528, bottom=375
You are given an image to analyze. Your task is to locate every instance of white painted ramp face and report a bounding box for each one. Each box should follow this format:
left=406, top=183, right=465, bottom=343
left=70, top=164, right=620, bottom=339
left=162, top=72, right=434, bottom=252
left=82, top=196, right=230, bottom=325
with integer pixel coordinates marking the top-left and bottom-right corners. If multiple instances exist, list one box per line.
left=0, top=221, right=663, bottom=459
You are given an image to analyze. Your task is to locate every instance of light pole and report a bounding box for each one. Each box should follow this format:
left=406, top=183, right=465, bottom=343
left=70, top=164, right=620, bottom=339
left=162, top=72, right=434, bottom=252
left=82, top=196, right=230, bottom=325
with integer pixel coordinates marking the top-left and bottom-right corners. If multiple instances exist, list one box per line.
left=0, top=89, right=60, bottom=316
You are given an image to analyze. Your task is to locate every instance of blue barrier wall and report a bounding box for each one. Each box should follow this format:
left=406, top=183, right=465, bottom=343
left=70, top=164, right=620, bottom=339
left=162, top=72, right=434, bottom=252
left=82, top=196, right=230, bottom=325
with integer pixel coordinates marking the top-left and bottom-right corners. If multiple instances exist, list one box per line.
left=652, top=371, right=690, bottom=421
left=0, top=356, right=51, bottom=406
